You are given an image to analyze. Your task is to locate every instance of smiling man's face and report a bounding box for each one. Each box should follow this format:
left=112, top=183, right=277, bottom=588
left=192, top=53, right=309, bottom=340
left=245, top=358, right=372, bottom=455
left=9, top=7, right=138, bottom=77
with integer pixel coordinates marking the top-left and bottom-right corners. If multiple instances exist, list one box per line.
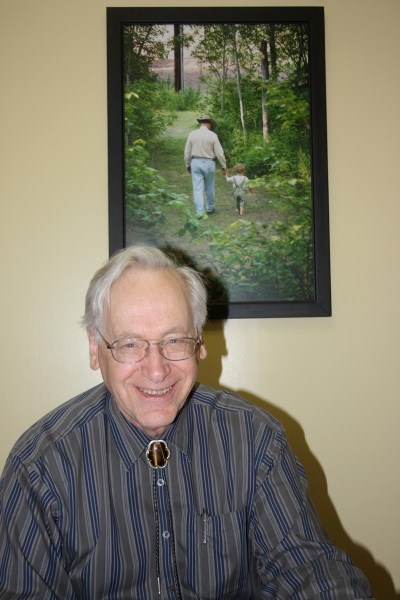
left=88, top=268, right=206, bottom=438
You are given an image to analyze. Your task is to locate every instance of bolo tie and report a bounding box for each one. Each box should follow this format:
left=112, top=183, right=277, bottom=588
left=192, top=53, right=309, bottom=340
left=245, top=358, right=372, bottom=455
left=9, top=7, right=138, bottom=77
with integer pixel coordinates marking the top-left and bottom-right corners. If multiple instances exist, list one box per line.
left=146, top=440, right=182, bottom=598
left=146, top=439, right=171, bottom=469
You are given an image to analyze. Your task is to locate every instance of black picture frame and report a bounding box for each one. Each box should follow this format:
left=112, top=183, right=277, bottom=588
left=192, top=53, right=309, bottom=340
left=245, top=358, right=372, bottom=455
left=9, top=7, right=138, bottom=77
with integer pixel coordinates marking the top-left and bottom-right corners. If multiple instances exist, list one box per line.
left=107, top=7, right=331, bottom=319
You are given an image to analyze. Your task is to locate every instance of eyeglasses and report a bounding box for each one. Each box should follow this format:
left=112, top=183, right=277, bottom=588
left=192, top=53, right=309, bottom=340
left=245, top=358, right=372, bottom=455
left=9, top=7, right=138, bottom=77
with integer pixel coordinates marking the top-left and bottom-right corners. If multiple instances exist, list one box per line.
left=98, top=331, right=200, bottom=364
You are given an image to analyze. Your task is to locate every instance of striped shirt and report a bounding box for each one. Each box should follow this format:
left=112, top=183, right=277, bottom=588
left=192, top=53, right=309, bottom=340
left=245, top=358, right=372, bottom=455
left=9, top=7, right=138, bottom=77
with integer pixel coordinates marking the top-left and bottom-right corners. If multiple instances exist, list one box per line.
left=0, top=383, right=373, bottom=599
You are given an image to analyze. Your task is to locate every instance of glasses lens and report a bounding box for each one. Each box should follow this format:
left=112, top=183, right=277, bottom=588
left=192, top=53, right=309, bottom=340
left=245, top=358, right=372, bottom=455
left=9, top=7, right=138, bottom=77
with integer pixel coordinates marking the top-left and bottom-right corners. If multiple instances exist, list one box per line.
left=161, top=338, right=197, bottom=361
left=112, top=339, right=147, bottom=363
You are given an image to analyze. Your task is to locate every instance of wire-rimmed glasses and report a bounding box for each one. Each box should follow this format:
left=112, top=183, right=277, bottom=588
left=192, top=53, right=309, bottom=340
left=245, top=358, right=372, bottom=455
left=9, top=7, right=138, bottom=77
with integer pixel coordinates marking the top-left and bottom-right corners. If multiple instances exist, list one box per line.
left=98, top=331, right=200, bottom=364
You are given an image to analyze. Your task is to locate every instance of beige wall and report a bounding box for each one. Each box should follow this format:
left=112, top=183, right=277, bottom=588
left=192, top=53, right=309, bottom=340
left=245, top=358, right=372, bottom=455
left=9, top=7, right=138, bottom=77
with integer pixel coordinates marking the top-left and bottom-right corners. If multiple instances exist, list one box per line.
left=1, top=0, right=399, bottom=596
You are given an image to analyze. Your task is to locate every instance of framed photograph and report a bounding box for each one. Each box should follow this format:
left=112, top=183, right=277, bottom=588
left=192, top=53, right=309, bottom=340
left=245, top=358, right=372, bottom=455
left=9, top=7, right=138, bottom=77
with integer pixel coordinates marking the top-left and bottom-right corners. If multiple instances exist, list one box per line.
left=107, top=7, right=331, bottom=319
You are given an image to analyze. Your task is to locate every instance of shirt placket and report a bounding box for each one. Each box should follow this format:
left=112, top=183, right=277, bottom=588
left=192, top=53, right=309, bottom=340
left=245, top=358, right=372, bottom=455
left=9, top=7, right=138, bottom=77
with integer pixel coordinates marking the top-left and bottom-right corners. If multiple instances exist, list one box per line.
left=153, top=469, right=182, bottom=598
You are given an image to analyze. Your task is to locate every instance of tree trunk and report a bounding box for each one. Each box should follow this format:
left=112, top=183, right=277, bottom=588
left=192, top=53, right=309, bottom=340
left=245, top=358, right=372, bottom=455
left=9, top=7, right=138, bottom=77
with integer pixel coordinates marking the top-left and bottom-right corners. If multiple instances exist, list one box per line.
left=260, top=38, right=270, bottom=141
left=232, top=25, right=246, bottom=135
left=174, top=24, right=183, bottom=91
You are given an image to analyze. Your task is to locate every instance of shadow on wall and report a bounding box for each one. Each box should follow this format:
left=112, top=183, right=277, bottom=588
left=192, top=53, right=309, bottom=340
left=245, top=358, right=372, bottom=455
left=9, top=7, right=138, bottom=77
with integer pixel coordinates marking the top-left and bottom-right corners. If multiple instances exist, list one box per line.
left=198, top=320, right=399, bottom=600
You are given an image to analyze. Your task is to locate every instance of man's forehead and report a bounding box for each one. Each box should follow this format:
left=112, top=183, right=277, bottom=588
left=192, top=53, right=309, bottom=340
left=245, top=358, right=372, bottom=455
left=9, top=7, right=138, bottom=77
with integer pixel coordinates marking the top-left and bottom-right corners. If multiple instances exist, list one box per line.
left=105, top=306, right=193, bottom=342
left=111, top=268, right=185, bottom=297
left=105, top=268, right=192, bottom=323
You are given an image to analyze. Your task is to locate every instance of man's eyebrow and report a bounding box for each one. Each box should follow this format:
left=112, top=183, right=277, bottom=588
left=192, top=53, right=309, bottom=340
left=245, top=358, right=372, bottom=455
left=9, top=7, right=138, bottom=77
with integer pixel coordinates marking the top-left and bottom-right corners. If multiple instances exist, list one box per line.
left=113, top=327, right=189, bottom=340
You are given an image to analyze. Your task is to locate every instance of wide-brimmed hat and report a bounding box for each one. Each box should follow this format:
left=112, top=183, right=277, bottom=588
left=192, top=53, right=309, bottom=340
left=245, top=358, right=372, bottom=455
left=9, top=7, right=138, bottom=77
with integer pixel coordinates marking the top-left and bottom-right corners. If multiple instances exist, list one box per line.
left=197, top=115, right=216, bottom=129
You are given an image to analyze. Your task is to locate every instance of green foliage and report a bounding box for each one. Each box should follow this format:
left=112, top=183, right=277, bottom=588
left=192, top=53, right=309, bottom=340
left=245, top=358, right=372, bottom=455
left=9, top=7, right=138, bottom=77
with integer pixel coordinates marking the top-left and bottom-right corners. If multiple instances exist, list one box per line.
left=264, top=78, right=310, bottom=175
left=199, top=217, right=313, bottom=302
left=199, top=179, right=314, bottom=302
left=202, top=73, right=311, bottom=181
left=125, top=140, right=189, bottom=233
left=161, top=85, right=202, bottom=112
left=124, top=80, right=175, bottom=151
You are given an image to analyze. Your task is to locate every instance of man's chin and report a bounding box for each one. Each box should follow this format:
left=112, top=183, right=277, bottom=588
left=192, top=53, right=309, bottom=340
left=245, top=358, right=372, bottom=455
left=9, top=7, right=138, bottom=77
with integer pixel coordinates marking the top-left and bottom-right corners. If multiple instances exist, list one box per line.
left=136, top=408, right=179, bottom=438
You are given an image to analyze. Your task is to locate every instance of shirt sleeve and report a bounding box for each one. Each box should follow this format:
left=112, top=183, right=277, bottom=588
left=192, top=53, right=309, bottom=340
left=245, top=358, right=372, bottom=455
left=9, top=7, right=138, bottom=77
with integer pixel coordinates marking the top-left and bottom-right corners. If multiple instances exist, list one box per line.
left=184, top=133, right=193, bottom=167
left=249, top=427, right=374, bottom=599
left=0, top=453, right=77, bottom=599
left=213, top=135, right=227, bottom=169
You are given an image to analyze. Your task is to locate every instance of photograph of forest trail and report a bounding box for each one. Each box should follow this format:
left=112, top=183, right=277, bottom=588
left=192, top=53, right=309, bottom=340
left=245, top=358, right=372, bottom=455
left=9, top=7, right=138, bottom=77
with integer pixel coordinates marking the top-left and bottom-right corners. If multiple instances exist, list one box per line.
left=123, top=21, right=315, bottom=306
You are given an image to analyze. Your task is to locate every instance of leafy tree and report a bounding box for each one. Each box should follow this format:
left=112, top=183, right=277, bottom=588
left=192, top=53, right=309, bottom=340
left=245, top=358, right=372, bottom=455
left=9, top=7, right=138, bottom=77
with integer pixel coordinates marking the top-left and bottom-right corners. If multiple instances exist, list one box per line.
left=124, top=80, right=175, bottom=149
left=124, top=24, right=169, bottom=84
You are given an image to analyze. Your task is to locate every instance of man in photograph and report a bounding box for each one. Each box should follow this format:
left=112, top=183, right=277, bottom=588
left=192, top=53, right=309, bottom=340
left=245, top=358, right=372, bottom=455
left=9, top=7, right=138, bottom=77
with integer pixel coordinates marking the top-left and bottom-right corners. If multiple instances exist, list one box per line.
left=184, top=115, right=227, bottom=217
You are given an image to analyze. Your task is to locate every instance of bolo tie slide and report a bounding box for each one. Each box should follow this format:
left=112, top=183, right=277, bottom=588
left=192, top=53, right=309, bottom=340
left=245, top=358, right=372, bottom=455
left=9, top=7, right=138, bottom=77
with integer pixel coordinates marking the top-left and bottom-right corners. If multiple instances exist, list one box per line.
left=146, top=440, right=171, bottom=469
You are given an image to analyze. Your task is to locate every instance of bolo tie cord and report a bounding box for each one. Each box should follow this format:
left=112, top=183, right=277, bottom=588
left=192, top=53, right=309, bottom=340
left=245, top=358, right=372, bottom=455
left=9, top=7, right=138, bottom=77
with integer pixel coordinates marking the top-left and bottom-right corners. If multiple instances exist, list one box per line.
left=151, top=463, right=182, bottom=598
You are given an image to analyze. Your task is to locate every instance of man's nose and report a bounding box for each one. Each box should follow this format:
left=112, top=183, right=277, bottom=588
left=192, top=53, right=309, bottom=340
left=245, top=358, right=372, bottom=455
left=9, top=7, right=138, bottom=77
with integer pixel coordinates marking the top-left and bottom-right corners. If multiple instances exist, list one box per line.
left=141, top=343, right=171, bottom=381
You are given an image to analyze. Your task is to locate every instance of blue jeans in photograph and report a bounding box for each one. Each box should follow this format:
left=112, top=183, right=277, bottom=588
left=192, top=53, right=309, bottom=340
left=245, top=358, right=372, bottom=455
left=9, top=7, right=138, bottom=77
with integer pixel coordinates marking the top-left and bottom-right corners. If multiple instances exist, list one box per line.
left=190, top=158, right=216, bottom=216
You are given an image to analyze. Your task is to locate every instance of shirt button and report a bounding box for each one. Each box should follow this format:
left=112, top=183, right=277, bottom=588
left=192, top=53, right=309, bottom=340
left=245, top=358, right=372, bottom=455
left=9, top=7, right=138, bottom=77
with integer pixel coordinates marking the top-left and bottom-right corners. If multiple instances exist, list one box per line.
left=157, top=478, right=165, bottom=486
left=162, top=530, right=170, bottom=539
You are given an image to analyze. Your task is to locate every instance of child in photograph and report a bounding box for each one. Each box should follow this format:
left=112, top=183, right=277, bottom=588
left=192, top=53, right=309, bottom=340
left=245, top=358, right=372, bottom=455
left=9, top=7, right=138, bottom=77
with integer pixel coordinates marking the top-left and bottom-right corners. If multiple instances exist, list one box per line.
left=226, top=163, right=252, bottom=216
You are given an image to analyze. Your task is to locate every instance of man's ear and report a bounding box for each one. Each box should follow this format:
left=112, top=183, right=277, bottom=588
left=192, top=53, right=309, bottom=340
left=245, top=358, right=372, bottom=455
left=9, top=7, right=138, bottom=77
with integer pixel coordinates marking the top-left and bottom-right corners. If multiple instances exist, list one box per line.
left=87, top=328, right=100, bottom=371
left=198, top=336, right=207, bottom=361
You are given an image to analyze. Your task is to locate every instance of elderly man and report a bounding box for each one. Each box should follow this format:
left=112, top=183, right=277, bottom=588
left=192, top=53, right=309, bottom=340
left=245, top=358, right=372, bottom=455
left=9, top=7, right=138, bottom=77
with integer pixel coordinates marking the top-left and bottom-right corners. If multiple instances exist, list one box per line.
left=0, top=246, right=374, bottom=599
left=184, top=115, right=227, bottom=217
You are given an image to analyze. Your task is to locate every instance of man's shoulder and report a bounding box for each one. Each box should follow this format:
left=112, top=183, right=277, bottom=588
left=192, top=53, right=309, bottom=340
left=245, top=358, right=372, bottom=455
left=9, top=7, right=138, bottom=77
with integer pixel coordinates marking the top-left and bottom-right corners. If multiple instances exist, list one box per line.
left=192, top=384, right=281, bottom=431
left=189, top=127, right=216, bottom=139
left=9, top=383, right=108, bottom=464
left=187, top=128, right=199, bottom=139
left=206, top=129, right=218, bottom=140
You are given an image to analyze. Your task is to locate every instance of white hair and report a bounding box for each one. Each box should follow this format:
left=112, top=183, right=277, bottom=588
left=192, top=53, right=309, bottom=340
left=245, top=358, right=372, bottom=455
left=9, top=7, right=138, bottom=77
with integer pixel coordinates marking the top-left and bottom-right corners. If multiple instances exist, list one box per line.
left=81, top=246, right=208, bottom=337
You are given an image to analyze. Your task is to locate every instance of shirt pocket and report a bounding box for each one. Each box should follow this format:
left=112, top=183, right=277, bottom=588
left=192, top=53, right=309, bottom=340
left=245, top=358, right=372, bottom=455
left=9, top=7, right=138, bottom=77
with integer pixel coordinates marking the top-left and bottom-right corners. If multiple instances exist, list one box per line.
left=192, top=507, right=249, bottom=599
